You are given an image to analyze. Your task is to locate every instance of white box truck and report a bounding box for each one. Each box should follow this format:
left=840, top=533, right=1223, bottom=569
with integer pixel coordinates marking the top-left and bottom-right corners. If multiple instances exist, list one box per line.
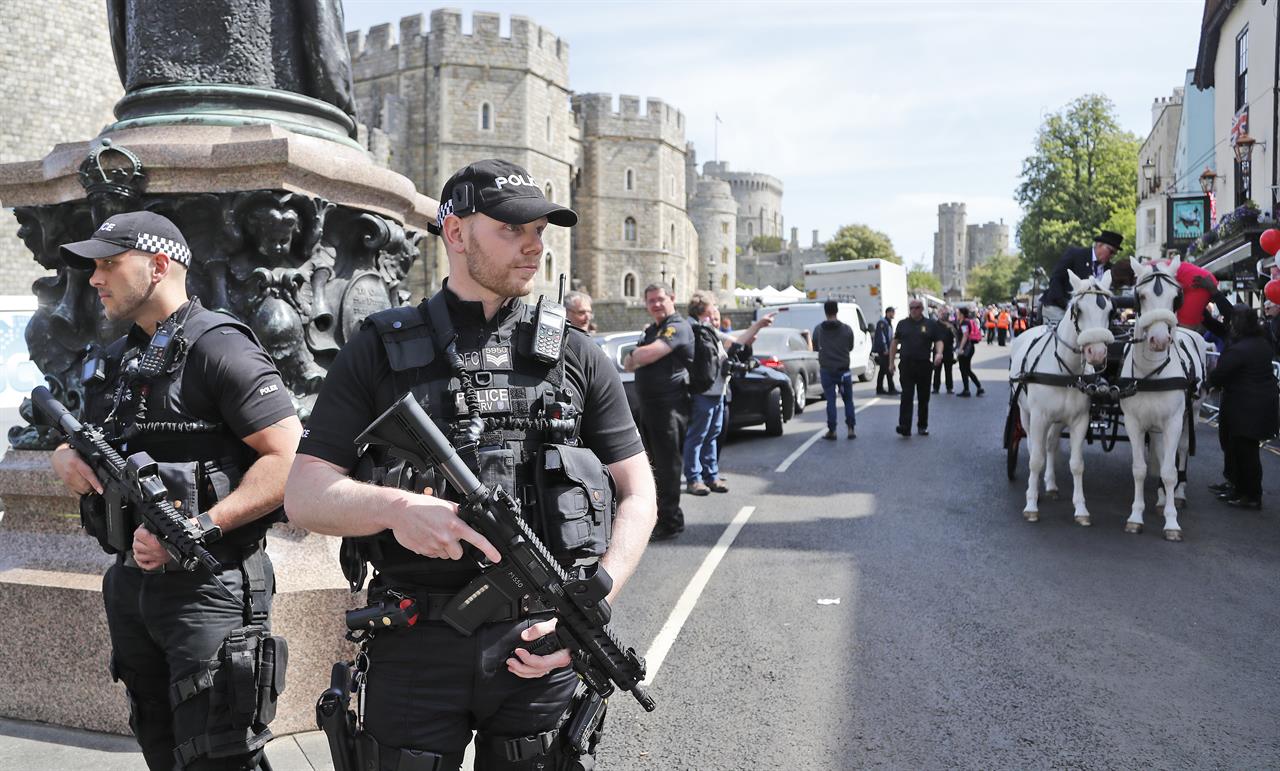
left=802, top=258, right=910, bottom=323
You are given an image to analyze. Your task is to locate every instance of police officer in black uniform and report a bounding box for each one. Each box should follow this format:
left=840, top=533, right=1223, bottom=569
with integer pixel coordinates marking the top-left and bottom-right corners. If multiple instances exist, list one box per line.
left=50, top=211, right=302, bottom=770
left=286, top=159, right=658, bottom=770
left=888, top=298, right=944, bottom=437
left=624, top=284, right=694, bottom=541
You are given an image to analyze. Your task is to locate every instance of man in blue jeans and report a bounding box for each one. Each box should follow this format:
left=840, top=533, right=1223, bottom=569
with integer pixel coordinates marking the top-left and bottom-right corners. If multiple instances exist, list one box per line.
left=812, top=300, right=857, bottom=440
left=683, top=291, right=773, bottom=494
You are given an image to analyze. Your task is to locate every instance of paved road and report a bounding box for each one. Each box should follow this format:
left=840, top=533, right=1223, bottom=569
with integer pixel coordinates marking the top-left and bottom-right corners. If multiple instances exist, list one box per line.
left=5, top=342, right=1278, bottom=769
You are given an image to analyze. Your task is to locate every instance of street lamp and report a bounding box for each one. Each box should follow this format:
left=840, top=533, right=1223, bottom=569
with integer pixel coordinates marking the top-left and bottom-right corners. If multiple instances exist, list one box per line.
left=1233, top=132, right=1258, bottom=165
left=1141, top=158, right=1156, bottom=195
left=1199, top=166, right=1218, bottom=195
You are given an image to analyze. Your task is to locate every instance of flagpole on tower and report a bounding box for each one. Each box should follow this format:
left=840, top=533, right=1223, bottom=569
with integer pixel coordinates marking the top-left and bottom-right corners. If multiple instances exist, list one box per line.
left=714, top=113, right=722, bottom=163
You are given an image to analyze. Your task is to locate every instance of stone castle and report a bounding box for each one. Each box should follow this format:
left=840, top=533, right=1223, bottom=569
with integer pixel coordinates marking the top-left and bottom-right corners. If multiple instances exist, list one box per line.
left=0, top=8, right=788, bottom=308
left=344, top=9, right=784, bottom=306
left=932, top=203, right=1010, bottom=297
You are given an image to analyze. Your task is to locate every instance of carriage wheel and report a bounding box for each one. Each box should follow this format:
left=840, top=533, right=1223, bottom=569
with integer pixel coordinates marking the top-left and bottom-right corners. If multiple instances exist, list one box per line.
left=1004, top=407, right=1024, bottom=480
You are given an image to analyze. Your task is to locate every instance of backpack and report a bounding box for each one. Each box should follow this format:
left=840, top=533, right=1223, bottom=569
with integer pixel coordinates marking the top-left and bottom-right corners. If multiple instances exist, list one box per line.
left=966, top=318, right=983, bottom=342
left=688, top=324, right=722, bottom=394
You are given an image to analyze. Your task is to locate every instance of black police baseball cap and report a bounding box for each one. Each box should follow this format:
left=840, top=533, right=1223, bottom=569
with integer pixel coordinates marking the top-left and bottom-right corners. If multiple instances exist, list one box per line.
left=428, top=159, right=577, bottom=235
left=61, top=211, right=192, bottom=270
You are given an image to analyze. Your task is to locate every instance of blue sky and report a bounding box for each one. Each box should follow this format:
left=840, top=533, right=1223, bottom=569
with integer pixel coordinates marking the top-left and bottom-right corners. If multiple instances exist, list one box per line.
left=343, top=1, right=1207, bottom=270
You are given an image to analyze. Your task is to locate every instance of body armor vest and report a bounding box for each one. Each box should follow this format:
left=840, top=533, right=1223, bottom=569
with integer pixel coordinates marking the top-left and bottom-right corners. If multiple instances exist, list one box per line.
left=84, top=301, right=273, bottom=548
left=345, top=291, right=615, bottom=591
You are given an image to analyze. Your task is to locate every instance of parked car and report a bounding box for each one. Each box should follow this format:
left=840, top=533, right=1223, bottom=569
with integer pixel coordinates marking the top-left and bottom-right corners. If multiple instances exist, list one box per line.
left=754, top=301, right=876, bottom=382
left=593, top=331, right=795, bottom=436
left=748, top=327, right=823, bottom=414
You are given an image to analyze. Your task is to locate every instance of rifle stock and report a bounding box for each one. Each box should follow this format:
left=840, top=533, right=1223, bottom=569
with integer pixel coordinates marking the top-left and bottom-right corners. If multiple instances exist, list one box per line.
left=356, top=394, right=657, bottom=711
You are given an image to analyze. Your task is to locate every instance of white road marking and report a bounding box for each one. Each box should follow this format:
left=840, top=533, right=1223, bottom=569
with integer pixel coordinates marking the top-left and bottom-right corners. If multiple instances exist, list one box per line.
left=641, top=505, right=756, bottom=686
left=774, top=396, right=881, bottom=473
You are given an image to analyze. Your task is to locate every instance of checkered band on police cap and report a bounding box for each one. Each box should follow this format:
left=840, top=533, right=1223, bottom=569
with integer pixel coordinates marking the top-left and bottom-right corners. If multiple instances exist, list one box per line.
left=134, top=232, right=191, bottom=266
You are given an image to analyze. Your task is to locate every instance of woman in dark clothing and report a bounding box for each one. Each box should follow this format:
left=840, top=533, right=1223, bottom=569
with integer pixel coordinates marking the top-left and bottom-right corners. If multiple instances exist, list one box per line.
left=1207, top=306, right=1280, bottom=509
left=955, top=307, right=984, bottom=397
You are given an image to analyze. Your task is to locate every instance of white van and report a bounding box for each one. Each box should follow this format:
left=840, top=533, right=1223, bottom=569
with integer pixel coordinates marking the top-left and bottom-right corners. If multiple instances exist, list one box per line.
left=753, top=301, right=876, bottom=381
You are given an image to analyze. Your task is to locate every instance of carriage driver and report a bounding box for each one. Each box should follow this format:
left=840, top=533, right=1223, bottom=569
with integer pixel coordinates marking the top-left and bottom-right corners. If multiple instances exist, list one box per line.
left=1039, top=230, right=1122, bottom=325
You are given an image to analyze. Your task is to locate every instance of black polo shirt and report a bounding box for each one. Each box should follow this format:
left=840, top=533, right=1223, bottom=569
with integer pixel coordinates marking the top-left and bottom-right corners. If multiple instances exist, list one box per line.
left=634, top=312, right=694, bottom=399
left=298, top=290, right=644, bottom=470
left=894, top=316, right=942, bottom=362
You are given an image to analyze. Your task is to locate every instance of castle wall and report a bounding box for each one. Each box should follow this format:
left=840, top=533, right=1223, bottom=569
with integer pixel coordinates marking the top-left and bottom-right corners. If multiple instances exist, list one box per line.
left=966, top=221, right=1010, bottom=269
left=572, top=93, right=695, bottom=302
left=349, top=11, right=577, bottom=302
left=0, top=2, right=122, bottom=296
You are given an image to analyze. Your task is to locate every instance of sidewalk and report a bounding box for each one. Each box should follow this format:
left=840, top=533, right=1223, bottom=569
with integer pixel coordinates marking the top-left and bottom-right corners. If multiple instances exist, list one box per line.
left=0, top=719, right=335, bottom=771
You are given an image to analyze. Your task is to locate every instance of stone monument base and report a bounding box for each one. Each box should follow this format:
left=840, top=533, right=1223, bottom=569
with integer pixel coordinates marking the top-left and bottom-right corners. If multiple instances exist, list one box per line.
left=0, top=449, right=361, bottom=736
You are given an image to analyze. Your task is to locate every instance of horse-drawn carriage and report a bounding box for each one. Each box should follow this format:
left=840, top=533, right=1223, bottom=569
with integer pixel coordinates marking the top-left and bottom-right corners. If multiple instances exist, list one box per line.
left=1004, top=261, right=1208, bottom=540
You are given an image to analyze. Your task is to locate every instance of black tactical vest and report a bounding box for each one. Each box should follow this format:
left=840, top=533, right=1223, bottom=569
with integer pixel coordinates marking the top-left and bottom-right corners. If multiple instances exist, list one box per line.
left=345, top=290, right=615, bottom=591
left=84, top=300, right=273, bottom=546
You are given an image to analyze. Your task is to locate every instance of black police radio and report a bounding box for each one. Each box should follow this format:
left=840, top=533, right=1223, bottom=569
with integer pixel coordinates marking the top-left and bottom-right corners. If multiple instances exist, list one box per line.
left=137, top=300, right=200, bottom=378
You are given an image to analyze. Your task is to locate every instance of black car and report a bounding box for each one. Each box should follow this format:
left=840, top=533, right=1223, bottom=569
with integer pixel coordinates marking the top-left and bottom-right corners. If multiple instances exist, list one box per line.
left=593, top=331, right=794, bottom=436
left=749, top=327, right=824, bottom=415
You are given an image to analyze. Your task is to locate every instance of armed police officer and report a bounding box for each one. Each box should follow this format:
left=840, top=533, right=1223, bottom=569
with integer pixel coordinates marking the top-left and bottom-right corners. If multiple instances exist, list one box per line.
left=285, top=159, right=657, bottom=770
left=49, top=212, right=301, bottom=771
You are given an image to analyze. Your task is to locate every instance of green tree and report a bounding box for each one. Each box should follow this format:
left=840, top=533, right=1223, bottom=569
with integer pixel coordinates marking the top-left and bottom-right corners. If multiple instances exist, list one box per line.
left=749, top=235, right=784, bottom=253
left=825, top=224, right=901, bottom=264
left=1015, top=94, right=1140, bottom=271
left=967, top=252, right=1025, bottom=305
left=908, top=269, right=941, bottom=294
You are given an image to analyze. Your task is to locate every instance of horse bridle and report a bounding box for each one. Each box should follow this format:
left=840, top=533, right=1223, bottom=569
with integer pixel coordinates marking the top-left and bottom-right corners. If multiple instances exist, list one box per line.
left=1131, top=269, right=1183, bottom=342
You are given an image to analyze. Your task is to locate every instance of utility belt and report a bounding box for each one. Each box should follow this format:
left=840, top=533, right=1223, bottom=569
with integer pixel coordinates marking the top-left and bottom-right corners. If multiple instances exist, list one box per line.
left=345, top=582, right=554, bottom=641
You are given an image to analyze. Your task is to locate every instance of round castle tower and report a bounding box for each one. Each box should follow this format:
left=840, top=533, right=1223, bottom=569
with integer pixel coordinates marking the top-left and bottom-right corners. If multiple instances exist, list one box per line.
left=701, top=161, right=784, bottom=248
left=688, top=179, right=737, bottom=305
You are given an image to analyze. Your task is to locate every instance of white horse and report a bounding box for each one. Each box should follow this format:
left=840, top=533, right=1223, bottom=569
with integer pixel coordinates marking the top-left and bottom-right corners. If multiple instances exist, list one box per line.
left=1009, top=272, right=1115, bottom=524
left=1119, top=257, right=1208, bottom=541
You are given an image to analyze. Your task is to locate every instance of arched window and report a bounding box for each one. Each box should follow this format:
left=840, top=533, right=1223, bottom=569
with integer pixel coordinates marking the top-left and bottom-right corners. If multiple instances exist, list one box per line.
left=720, top=274, right=729, bottom=290
left=671, top=278, right=676, bottom=296
left=544, top=252, right=553, bottom=282
left=623, top=273, right=637, bottom=298
left=721, top=247, right=729, bottom=264
left=624, top=169, right=635, bottom=191
left=669, top=175, right=675, bottom=196
left=624, top=217, right=637, bottom=242
left=480, top=103, right=493, bottom=131
left=670, top=224, right=676, bottom=248
left=546, top=115, right=552, bottom=142
left=747, top=222, right=754, bottom=238
left=544, top=183, right=553, bottom=202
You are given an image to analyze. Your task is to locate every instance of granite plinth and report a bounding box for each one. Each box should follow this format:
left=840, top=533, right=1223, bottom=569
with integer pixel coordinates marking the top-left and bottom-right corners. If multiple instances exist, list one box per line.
left=0, top=123, right=436, bottom=231
left=0, top=456, right=361, bottom=736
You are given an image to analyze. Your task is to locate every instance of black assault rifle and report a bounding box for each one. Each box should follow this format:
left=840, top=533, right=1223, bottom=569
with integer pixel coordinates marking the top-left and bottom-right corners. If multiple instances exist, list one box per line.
left=356, top=393, right=657, bottom=712
left=31, top=386, right=224, bottom=576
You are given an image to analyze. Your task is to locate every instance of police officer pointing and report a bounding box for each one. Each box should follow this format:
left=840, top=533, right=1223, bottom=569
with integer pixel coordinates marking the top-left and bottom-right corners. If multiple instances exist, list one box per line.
left=285, top=160, right=658, bottom=770
left=49, top=211, right=302, bottom=770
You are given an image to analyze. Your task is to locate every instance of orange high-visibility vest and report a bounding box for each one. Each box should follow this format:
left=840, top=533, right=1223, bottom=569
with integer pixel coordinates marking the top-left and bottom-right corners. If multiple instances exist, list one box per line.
left=984, top=309, right=997, bottom=329
left=997, top=311, right=1011, bottom=329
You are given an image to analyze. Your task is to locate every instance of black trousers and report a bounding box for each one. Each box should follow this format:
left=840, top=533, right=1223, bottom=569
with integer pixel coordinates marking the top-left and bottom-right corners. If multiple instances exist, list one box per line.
left=1219, top=423, right=1234, bottom=482
left=104, top=556, right=274, bottom=771
left=997, top=328, right=1008, bottom=346
left=1226, top=434, right=1263, bottom=499
left=875, top=353, right=896, bottom=392
left=362, top=611, right=578, bottom=770
left=897, top=359, right=933, bottom=431
left=957, top=352, right=981, bottom=392
left=932, top=360, right=954, bottom=392
left=638, top=392, right=690, bottom=529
